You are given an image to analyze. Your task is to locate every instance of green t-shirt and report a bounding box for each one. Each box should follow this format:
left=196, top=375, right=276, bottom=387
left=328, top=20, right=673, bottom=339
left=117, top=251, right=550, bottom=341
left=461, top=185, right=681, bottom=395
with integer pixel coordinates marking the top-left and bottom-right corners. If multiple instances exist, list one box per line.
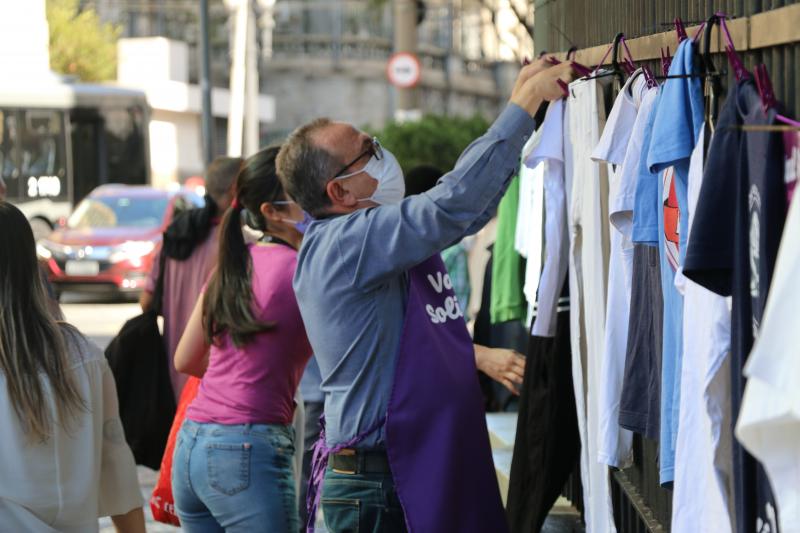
left=490, top=173, right=526, bottom=324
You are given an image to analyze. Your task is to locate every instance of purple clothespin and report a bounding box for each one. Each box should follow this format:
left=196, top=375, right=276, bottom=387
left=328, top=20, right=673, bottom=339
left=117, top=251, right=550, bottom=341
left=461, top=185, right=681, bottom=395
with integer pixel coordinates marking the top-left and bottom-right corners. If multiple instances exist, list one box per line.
left=619, top=36, right=637, bottom=75
left=660, top=46, right=672, bottom=77
left=674, top=17, right=688, bottom=42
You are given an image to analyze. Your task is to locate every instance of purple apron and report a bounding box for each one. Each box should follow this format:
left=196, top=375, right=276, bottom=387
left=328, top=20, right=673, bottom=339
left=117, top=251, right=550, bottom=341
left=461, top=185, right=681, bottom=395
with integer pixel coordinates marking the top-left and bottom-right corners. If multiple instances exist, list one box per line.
left=306, top=255, right=508, bottom=533
left=385, top=255, right=509, bottom=533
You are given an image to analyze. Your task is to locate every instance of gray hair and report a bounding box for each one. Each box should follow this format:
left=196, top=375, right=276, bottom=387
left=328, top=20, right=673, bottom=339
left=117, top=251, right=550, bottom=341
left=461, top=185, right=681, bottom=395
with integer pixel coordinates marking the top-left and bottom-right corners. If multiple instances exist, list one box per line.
left=276, top=118, right=338, bottom=217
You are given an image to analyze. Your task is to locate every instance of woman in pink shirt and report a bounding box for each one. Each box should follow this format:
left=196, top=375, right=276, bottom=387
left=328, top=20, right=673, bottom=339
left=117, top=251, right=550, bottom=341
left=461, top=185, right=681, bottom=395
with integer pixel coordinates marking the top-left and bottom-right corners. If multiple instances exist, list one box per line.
left=172, top=146, right=313, bottom=532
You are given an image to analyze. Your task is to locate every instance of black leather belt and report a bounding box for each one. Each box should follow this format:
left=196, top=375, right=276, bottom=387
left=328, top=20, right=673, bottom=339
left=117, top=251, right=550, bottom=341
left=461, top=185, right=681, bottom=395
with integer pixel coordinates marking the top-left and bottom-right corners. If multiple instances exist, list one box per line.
left=330, top=448, right=391, bottom=475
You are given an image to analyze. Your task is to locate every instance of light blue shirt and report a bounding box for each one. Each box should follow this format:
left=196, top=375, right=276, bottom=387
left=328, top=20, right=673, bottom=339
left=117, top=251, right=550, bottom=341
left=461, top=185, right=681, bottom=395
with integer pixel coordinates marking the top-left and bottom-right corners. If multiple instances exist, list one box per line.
left=299, top=356, right=324, bottom=404
left=646, top=38, right=704, bottom=485
left=293, top=104, right=535, bottom=447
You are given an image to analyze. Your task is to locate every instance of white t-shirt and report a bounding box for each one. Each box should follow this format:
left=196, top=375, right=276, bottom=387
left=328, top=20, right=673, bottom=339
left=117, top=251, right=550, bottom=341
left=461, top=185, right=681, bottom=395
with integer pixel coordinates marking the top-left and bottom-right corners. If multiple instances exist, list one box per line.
left=515, top=134, right=544, bottom=262
left=514, top=133, right=546, bottom=327
left=671, top=124, right=734, bottom=533
left=0, top=326, right=143, bottom=532
left=736, top=190, right=800, bottom=533
left=525, top=98, right=568, bottom=338
left=590, top=71, right=647, bottom=469
left=565, top=77, right=616, bottom=533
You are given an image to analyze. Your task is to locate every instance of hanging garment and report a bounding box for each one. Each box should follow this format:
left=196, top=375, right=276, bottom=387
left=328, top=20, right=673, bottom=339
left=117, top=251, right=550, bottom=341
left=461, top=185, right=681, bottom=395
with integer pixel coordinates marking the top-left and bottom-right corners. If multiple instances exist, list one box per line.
left=645, top=38, right=705, bottom=485
left=491, top=174, right=527, bottom=324
left=506, top=309, right=580, bottom=533
left=683, top=78, right=785, bottom=533
left=386, top=255, right=508, bottom=533
left=565, top=77, right=615, bottom=533
left=670, top=123, right=733, bottom=533
left=526, top=98, right=569, bottom=339
left=618, top=88, right=663, bottom=441
left=785, top=131, right=798, bottom=204
left=737, top=189, right=800, bottom=533
left=514, top=132, right=544, bottom=267
left=519, top=161, right=545, bottom=316
left=590, top=70, right=649, bottom=469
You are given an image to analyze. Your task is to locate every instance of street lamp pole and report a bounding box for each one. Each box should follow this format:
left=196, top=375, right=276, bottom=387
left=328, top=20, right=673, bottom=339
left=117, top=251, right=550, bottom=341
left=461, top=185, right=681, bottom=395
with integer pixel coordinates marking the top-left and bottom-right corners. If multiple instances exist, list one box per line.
left=199, top=0, right=214, bottom=165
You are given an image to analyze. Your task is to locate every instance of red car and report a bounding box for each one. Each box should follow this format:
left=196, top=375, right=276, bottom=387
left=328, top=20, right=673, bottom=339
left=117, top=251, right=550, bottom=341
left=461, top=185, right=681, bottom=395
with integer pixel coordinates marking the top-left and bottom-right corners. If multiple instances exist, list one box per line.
left=37, top=185, right=203, bottom=298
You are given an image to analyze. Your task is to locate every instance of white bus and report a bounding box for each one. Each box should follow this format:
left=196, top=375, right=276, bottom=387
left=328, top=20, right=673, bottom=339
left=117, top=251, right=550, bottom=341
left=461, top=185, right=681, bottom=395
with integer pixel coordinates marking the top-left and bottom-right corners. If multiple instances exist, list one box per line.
left=1, top=80, right=150, bottom=239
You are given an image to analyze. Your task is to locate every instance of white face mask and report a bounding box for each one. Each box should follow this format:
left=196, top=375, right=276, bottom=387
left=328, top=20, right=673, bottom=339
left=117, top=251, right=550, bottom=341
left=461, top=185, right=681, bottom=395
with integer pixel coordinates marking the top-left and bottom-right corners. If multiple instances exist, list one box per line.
left=335, top=147, right=405, bottom=205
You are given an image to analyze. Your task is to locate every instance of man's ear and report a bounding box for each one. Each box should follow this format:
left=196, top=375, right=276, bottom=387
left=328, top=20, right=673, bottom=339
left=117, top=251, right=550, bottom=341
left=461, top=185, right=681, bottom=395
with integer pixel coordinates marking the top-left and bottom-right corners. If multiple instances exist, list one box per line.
left=326, top=179, right=358, bottom=208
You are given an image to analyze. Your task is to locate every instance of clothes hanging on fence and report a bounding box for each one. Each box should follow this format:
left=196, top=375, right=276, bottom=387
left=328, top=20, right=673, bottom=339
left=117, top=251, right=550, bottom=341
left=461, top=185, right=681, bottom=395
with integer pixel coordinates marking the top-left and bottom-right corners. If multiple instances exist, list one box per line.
left=564, top=76, right=616, bottom=533
left=526, top=99, right=569, bottom=339
left=618, top=87, right=663, bottom=441
left=514, top=136, right=545, bottom=316
left=506, top=308, right=579, bottom=533
left=736, top=189, right=800, bottom=533
left=646, top=38, right=706, bottom=485
left=491, top=44, right=799, bottom=533
left=671, top=122, right=733, bottom=533
left=591, top=70, right=648, bottom=469
left=684, top=78, right=786, bottom=533
left=491, top=173, right=527, bottom=324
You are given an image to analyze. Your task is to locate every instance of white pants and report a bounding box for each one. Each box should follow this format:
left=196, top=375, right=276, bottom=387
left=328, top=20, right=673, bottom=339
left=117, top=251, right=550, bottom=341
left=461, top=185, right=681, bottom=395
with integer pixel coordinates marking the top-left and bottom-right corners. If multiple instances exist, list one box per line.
left=565, top=78, right=615, bottom=533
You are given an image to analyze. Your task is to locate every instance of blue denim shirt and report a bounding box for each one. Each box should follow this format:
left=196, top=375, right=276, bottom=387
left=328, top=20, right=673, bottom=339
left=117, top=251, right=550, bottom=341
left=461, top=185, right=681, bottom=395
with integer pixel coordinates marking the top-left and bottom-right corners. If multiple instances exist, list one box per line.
left=293, top=104, right=536, bottom=447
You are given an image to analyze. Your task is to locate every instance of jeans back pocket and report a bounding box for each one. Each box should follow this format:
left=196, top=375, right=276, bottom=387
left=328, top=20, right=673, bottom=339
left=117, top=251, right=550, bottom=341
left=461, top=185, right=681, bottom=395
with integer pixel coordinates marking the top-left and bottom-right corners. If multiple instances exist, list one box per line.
left=206, top=442, right=251, bottom=495
left=322, top=498, right=360, bottom=533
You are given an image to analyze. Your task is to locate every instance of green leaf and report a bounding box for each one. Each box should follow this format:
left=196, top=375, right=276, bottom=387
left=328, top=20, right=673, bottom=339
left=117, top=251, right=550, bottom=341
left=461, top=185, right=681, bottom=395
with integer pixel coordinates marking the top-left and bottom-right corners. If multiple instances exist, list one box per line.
left=46, top=0, right=122, bottom=82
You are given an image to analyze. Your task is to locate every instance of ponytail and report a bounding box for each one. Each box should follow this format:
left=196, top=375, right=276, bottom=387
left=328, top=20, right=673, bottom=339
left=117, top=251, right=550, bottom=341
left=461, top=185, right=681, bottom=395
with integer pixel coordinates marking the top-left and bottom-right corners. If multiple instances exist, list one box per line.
left=202, top=146, right=284, bottom=348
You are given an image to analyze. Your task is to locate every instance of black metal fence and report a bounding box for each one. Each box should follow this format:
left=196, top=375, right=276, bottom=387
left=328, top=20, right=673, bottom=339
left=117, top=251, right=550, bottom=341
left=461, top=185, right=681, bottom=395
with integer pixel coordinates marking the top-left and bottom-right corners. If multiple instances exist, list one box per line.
left=534, top=1, right=800, bottom=117
left=550, top=3, right=799, bottom=531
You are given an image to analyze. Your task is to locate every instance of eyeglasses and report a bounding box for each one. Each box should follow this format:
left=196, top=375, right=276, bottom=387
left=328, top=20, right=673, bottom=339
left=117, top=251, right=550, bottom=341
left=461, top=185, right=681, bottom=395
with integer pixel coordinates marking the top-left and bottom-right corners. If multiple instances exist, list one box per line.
left=332, top=137, right=383, bottom=180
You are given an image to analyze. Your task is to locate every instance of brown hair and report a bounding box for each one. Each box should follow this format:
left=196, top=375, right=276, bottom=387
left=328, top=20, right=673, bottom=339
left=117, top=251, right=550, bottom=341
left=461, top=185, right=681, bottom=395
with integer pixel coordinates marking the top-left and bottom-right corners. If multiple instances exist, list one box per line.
left=0, top=202, right=84, bottom=440
left=203, top=146, right=292, bottom=348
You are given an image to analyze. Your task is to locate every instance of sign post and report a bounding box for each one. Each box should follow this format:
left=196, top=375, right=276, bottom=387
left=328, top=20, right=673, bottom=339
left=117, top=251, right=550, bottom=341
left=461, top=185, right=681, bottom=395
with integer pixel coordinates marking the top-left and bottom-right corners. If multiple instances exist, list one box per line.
left=392, top=0, right=422, bottom=122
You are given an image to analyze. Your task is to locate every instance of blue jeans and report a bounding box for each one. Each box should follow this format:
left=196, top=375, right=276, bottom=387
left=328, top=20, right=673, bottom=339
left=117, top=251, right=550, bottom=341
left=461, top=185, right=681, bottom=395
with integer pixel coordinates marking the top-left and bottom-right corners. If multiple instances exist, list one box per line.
left=321, top=466, right=407, bottom=533
left=172, top=419, right=299, bottom=533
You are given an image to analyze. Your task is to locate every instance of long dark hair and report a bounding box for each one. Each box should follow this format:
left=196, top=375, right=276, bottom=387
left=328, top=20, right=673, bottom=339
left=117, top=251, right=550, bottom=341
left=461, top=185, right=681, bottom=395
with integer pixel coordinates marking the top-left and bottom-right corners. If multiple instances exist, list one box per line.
left=203, top=145, right=290, bottom=347
left=0, top=202, right=84, bottom=440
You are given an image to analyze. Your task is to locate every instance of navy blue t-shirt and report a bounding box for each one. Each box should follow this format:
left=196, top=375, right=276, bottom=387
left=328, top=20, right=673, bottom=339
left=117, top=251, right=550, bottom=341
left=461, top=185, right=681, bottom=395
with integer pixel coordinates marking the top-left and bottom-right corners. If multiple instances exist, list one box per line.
left=683, top=79, right=786, bottom=533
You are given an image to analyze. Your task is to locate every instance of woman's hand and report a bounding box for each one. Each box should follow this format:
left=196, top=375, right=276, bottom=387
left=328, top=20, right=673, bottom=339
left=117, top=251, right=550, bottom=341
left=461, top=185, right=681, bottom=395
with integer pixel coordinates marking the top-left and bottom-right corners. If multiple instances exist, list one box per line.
left=474, top=344, right=526, bottom=395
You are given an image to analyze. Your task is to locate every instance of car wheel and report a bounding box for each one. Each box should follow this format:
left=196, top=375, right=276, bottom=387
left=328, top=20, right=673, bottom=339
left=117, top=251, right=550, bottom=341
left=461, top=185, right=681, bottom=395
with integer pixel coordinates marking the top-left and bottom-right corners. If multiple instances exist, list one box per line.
left=30, top=217, right=53, bottom=241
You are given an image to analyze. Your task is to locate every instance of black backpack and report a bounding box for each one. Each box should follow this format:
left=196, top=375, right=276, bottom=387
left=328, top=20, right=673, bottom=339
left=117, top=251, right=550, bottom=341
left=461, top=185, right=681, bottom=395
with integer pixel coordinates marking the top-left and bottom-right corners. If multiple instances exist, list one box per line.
left=104, top=251, right=176, bottom=470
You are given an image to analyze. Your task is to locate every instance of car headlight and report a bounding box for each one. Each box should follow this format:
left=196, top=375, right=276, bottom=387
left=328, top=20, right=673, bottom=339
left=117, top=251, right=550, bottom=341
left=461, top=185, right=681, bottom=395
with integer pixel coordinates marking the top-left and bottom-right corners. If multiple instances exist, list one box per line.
left=110, top=240, right=156, bottom=263
left=36, top=243, right=53, bottom=260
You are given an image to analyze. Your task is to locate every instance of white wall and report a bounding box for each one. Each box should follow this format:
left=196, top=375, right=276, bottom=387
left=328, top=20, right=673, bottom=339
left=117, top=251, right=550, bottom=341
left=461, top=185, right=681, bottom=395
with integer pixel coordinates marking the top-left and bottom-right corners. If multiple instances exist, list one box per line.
left=0, top=0, right=54, bottom=81
left=117, top=37, right=275, bottom=186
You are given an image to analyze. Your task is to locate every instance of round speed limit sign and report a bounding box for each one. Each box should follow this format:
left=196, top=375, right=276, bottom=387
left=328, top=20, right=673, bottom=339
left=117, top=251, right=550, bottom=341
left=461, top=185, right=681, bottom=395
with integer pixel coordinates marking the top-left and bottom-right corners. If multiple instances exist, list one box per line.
left=387, top=52, right=422, bottom=89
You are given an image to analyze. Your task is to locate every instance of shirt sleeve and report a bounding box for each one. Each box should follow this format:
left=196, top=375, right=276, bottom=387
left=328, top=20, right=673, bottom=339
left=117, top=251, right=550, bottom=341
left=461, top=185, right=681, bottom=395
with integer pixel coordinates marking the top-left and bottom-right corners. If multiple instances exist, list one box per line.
left=98, top=358, right=145, bottom=517
left=682, top=88, right=743, bottom=295
left=338, top=104, right=535, bottom=290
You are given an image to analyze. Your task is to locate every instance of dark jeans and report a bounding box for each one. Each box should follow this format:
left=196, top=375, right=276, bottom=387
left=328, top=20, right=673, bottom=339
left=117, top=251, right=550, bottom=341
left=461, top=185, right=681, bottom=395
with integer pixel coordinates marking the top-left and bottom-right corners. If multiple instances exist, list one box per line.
left=321, top=466, right=407, bottom=533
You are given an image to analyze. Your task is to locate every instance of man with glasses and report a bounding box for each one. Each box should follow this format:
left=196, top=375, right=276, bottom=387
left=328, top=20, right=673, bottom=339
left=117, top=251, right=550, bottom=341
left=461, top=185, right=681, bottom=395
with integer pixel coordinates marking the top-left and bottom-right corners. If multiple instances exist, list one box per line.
left=277, top=58, right=574, bottom=533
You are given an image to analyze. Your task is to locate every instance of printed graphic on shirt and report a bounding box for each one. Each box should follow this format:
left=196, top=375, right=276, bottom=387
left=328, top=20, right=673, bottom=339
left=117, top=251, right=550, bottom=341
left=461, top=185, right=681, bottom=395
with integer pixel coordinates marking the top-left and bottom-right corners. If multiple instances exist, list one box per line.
left=756, top=502, right=778, bottom=533
left=662, top=167, right=680, bottom=272
left=785, top=131, right=799, bottom=205
left=425, top=270, right=465, bottom=324
left=749, top=184, right=762, bottom=336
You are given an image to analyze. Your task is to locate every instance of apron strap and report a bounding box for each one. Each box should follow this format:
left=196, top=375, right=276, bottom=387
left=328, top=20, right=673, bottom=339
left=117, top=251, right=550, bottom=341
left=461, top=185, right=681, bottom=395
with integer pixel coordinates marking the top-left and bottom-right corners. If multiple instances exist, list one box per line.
left=305, top=416, right=386, bottom=533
